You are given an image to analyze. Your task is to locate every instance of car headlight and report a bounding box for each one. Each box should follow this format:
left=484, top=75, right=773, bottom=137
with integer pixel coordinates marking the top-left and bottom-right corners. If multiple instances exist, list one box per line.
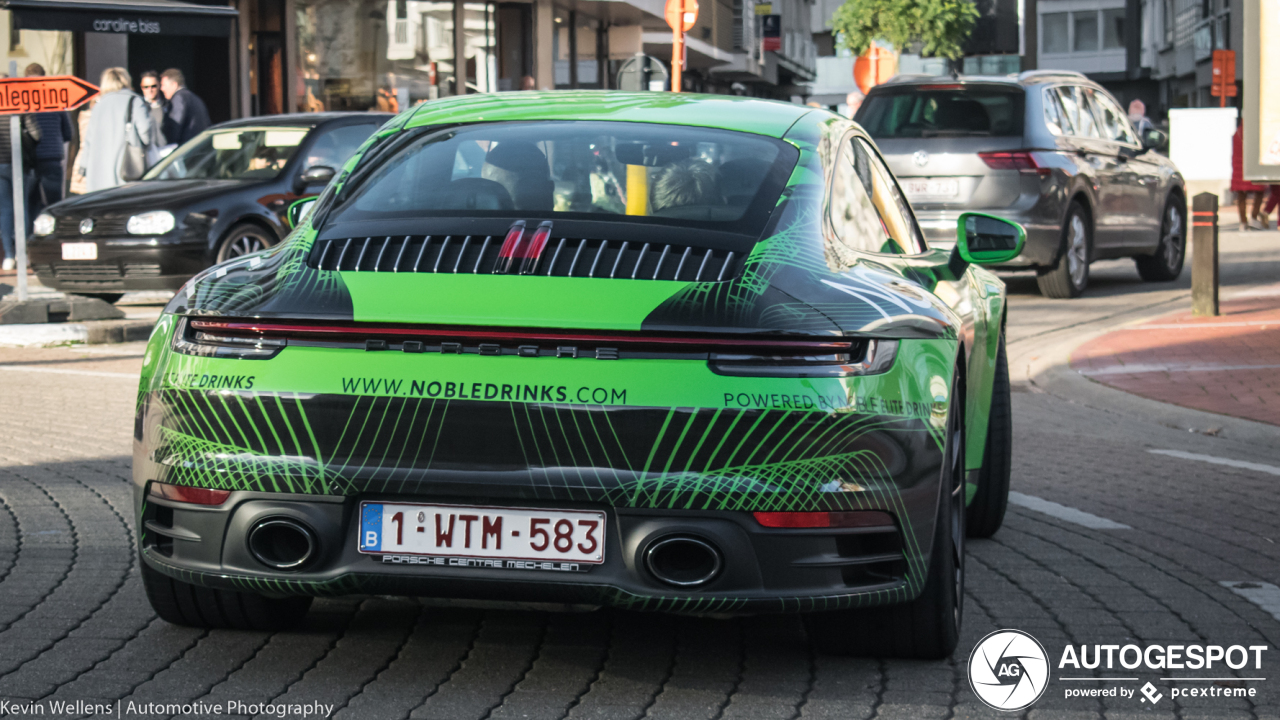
left=127, top=210, right=176, bottom=235
left=33, top=213, right=55, bottom=236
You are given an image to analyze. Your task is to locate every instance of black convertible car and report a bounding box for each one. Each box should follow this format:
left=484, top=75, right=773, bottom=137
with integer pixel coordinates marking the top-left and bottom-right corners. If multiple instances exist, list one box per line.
left=29, top=112, right=391, bottom=302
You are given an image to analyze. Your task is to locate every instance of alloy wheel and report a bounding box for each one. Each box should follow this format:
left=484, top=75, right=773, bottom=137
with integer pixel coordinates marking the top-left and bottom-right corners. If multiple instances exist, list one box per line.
left=1067, top=214, right=1088, bottom=289
left=1162, top=204, right=1183, bottom=272
left=220, top=228, right=272, bottom=262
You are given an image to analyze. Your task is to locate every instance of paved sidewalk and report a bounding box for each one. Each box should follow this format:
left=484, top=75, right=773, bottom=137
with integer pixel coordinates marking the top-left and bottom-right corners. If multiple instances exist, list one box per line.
left=1070, top=284, right=1280, bottom=426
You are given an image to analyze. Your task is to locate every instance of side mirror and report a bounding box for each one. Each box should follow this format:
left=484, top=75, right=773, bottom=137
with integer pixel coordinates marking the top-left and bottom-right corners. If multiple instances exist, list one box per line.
left=286, top=197, right=317, bottom=230
left=955, top=212, right=1025, bottom=265
left=1141, top=129, right=1167, bottom=152
left=293, top=164, right=335, bottom=194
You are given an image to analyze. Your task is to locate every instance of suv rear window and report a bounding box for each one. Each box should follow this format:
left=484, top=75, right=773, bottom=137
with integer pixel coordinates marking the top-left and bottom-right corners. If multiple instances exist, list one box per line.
left=329, top=121, right=796, bottom=236
left=856, top=85, right=1025, bottom=138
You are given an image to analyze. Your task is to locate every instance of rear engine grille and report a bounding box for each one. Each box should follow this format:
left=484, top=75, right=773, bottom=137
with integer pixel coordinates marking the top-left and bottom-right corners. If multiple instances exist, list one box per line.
left=308, top=234, right=743, bottom=282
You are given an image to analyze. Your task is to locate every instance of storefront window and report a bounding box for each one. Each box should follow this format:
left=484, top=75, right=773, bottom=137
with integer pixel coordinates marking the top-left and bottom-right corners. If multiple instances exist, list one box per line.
left=296, top=0, right=497, bottom=113
left=553, top=11, right=601, bottom=89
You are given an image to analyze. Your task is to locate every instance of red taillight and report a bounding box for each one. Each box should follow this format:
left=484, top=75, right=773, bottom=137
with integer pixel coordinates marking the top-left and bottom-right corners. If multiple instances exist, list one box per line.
left=493, top=220, right=527, bottom=274
left=519, top=221, right=554, bottom=275
left=978, top=151, right=1051, bottom=176
left=752, top=511, right=896, bottom=529
left=149, top=482, right=231, bottom=506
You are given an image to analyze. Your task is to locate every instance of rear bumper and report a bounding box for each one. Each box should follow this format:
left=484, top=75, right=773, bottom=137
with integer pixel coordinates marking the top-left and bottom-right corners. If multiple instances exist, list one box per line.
left=28, top=235, right=208, bottom=292
left=133, top=328, right=957, bottom=613
left=137, top=488, right=931, bottom=614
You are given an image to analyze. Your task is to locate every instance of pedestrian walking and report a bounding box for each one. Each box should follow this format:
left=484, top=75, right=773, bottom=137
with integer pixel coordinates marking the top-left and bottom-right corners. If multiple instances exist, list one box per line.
left=1232, top=120, right=1267, bottom=231
left=159, top=69, right=210, bottom=146
left=1128, top=99, right=1155, bottom=138
left=139, top=71, right=172, bottom=165
left=1258, top=184, right=1280, bottom=230
left=22, top=64, right=72, bottom=223
left=81, top=67, right=152, bottom=192
left=0, top=92, right=41, bottom=271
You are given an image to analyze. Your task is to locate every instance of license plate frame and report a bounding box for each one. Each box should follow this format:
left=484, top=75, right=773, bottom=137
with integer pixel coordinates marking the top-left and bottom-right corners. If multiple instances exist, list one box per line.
left=358, top=501, right=607, bottom=565
left=61, top=242, right=98, bottom=260
left=902, top=178, right=960, bottom=200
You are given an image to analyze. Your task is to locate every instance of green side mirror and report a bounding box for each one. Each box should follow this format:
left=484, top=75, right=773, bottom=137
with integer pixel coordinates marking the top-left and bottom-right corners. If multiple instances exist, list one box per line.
left=956, top=212, right=1025, bottom=265
left=286, top=197, right=317, bottom=230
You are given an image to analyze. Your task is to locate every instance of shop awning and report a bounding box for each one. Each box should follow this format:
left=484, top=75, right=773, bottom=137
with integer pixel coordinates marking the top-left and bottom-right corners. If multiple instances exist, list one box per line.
left=6, top=0, right=238, bottom=37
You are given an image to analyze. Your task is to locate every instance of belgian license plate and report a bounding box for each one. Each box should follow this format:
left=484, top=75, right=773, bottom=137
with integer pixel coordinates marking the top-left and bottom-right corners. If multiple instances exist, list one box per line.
left=358, top=502, right=606, bottom=565
left=903, top=179, right=960, bottom=199
left=61, top=242, right=97, bottom=260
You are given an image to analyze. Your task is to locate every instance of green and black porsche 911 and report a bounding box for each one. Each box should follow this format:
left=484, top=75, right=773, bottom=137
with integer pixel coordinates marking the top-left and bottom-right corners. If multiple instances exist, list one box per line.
left=133, top=91, right=1022, bottom=659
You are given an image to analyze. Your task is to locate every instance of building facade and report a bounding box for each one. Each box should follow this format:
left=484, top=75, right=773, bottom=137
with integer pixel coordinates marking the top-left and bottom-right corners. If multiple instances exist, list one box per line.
left=0, top=0, right=817, bottom=126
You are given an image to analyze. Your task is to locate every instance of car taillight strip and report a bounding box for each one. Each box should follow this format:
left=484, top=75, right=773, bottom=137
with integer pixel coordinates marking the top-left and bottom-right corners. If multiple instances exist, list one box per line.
left=309, top=234, right=743, bottom=282
left=187, top=319, right=855, bottom=353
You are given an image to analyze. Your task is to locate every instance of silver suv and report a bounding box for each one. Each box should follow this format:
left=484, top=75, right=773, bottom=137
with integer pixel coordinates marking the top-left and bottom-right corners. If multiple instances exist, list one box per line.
left=856, top=71, right=1185, bottom=298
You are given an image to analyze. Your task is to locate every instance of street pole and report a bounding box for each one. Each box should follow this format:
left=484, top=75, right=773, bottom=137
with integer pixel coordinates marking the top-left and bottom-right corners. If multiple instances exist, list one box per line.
left=1191, top=192, right=1219, bottom=317
left=671, top=29, right=683, bottom=92
left=9, top=60, right=27, bottom=302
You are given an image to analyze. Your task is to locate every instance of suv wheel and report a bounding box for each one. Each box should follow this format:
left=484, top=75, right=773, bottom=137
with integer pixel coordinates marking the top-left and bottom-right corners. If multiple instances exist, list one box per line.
left=1135, top=199, right=1185, bottom=282
left=1037, top=202, right=1091, bottom=299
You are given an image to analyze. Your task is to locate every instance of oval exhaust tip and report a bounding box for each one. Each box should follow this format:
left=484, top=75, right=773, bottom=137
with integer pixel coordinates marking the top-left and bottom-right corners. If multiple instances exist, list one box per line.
left=644, top=536, right=723, bottom=587
left=248, top=518, right=316, bottom=570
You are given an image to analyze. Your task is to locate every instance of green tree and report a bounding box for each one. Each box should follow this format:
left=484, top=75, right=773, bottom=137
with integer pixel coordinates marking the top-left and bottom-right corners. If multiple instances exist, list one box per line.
left=830, top=0, right=979, bottom=62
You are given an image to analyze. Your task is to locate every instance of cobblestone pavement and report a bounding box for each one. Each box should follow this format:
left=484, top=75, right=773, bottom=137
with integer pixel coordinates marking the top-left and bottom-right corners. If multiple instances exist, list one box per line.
left=1, top=245, right=1279, bottom=720
left=1070, top=289, right=1280, bottom=426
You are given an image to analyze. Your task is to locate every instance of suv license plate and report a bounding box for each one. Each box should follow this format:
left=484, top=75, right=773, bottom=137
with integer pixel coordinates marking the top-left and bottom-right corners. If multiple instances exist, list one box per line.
left=903, top=179, right=959, bottom=199
left=61, top=242, right=97, bottom=260
left=358, top=502, right=606, bottom=564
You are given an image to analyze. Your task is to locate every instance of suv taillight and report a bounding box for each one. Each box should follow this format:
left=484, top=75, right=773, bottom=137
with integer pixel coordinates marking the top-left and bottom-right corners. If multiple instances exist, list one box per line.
left=978, top=151, right=1050, bottom=176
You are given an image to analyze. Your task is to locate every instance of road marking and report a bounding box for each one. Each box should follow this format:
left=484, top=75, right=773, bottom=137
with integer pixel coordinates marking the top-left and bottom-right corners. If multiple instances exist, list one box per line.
left=1230, top=282, right=1280, bottom=299
left=1079, top=363, right=1280, bottom=376
left=1149, top=450, right=1280, bottom=477
left=1130, top=321, right=1278, bottom=328
left=0, top=365, right=138, bottom=379
left=1008, top=492, right=1130, bottom=529
left=1220, top=581, right=1280, bottom=624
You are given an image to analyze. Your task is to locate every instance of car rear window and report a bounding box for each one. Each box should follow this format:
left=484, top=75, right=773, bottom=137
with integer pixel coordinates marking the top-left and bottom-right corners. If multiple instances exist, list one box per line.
left=328, top=121, right=796, bottom=236
left=856, top=85, right=1025, bottom=138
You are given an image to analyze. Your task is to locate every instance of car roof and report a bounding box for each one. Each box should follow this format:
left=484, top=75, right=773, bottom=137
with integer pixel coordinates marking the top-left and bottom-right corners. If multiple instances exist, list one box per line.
left=874, top=71, right=1097, bottom=91
left=401, top=91, right=816, bottom=139
left=213, top=112, right=394, bottom=129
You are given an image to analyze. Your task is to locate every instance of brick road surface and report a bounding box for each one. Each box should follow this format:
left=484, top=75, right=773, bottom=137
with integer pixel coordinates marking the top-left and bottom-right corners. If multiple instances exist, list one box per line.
left=2, top=249, right=1280, bottom=719
left=1071, top=289, right=1280, bottom=426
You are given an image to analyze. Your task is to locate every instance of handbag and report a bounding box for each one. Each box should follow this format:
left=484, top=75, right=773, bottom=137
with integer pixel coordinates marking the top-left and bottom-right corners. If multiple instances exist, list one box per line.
left=118, top=95, right=147, bottom=182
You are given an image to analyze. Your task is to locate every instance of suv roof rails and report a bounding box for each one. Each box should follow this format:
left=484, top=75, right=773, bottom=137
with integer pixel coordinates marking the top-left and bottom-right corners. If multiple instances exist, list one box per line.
left=1018, top=69, right=1087, bottom=81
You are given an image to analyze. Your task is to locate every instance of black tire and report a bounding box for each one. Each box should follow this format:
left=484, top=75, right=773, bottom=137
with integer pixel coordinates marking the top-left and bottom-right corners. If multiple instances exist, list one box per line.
left=141, top=558, right=312, bottom=630
left=804, top=374, right=965, bottom=659
left=73, top=292, right=124, bottom=304
left=1036, top=201, right=1091, bottom=299
left=1135, top=197, right=1186, bottom=282
left=966, top=331, right=1011, bottom=538
left=216, top=223, right=276, bottom=263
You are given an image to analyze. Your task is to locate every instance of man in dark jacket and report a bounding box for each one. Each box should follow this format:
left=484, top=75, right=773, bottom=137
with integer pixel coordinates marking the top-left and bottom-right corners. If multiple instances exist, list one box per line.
left=159, top=69, right=210, bottom=146
left=23, top=64, right=72, bottom=219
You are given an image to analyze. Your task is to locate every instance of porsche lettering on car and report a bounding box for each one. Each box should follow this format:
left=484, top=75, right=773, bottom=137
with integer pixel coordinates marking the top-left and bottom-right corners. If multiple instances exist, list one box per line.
left=132, top=92, right=1021, bottom=659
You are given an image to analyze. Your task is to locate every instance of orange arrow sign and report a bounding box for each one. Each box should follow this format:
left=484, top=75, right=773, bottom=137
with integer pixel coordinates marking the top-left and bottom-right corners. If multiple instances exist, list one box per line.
left=0, top=76, right=99, bottom=115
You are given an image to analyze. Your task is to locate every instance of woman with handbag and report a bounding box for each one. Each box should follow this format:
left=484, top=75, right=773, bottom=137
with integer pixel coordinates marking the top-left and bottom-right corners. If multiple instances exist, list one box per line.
left=80, top=67, right=151, bottom=193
